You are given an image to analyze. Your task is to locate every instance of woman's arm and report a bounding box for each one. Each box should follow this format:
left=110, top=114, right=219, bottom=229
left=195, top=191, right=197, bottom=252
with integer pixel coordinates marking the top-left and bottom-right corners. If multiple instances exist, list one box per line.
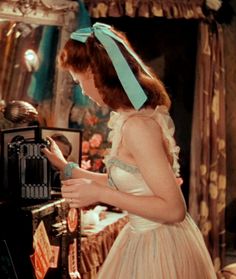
left=42, top=137, right=108, bottom=185
left=115, top=116, right=186, bottom=222
left=67, top=165, right=108, bottom=185
left=62, top=116, right=186, bottom=223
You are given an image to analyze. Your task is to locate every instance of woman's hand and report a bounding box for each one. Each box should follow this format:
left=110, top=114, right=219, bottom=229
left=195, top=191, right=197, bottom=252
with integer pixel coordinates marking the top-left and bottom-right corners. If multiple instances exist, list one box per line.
left=42, top=136, right=67, bottom=171
left=61, top=178, right=102, bottom=208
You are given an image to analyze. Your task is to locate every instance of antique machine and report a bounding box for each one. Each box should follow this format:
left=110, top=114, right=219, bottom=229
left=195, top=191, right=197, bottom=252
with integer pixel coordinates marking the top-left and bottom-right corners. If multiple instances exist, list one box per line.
left=0, top=198, right=81, bottom=279
left=0, top=1, right=81, bottom=277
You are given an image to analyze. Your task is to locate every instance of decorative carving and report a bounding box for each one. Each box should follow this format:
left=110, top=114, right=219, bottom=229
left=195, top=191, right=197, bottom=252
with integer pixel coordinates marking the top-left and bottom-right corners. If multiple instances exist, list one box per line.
left=9, top=0, right=79, bottom=15
left=0, top=0, right=79, bottom=26
left=41, top=0, right=78, bottom=11
left=13, top=0, right=38, bottom=15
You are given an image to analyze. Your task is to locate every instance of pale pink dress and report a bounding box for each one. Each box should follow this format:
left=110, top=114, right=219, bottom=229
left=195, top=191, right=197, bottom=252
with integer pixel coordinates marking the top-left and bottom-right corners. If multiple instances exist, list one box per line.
left=98, top=106, right=217, bottom=279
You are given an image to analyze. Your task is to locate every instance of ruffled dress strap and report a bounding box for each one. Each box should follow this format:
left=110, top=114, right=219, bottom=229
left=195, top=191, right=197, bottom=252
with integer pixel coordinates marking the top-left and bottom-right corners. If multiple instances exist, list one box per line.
left=106, top=111, right=125, bottom=158
left=104, top=105, right=180, bottom=177
left=151, top=106, right=181, bottom=177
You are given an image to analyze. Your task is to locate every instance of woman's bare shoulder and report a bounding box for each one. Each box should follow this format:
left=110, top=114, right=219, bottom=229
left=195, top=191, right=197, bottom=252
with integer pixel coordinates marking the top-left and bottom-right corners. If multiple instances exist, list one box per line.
left=119, top=114, right=164, bottom=159
left=122, top=114, right=162, bottom=140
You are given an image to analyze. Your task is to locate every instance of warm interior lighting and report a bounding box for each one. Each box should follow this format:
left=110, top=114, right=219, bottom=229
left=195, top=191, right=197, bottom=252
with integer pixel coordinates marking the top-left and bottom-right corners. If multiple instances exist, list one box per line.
left=24, top=49, right=39, bottom=72
left=6, top=22, right=16, bottom=37
left=25, top=49, right=36, bottom=62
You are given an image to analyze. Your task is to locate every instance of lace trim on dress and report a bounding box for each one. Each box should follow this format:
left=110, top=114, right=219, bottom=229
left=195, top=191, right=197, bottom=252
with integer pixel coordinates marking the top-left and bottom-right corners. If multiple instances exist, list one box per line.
left=104, top=105, right=180, bottom=177
left=154, top=106, right=181, bottom=177
left=106, top=156, right=140, bottom=174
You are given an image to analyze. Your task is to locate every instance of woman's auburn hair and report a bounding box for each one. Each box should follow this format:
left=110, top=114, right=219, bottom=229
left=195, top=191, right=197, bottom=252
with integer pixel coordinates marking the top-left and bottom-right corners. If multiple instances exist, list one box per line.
left=59, top=28, right=171, bottom=111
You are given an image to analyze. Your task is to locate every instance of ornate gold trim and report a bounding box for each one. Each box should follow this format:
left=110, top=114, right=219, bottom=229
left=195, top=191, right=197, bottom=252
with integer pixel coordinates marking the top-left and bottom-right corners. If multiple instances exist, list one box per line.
left=0, top=0, right=78, bottom=26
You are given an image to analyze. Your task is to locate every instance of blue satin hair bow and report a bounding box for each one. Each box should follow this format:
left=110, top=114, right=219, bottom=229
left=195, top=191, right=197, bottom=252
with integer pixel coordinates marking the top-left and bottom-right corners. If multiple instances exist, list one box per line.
left=70, top=22, right=152, bottom=110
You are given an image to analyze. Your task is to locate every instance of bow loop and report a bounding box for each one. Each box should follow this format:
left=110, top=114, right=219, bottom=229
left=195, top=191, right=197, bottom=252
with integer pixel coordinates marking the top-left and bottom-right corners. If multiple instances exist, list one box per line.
left=70, top=22, right=151, bottom=110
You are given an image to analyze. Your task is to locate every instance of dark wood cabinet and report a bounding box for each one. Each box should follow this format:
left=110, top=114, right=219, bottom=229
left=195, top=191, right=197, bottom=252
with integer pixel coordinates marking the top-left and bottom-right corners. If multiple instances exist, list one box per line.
left=0, top=198, right=80, bottom=279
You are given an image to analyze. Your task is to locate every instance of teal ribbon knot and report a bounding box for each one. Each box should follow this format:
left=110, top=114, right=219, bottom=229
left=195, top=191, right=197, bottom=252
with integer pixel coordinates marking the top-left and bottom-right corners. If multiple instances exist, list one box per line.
left=70, top=22, right=151, bottom=110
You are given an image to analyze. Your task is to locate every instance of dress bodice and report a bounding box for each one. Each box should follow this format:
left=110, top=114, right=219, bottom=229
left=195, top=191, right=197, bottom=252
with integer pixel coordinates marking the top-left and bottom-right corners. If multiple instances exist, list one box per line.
left=104, top=105, right=181, bottom=231
left=98, top=110, right=216, bottom=279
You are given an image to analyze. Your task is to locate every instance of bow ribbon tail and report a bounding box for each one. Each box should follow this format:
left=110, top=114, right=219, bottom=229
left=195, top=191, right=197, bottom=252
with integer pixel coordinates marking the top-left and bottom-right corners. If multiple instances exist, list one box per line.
left=94, top=30, right=147, bottom=110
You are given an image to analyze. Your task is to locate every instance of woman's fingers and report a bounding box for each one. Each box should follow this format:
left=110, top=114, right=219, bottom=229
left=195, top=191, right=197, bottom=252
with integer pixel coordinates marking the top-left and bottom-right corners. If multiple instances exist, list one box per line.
left=61, top=178, right=99, bottom=208
left=62, top=178, right=91, bottom=188
left=61, top=180, right=87, bottom=196
left=69, top=202, right=80, bottom=208
left=41, top=146, right=50, bottom=155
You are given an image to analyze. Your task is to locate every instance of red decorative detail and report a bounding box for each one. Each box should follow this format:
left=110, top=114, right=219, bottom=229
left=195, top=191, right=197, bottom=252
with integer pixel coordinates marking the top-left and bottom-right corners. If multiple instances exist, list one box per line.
left=67, top=208, right=78, bottom=233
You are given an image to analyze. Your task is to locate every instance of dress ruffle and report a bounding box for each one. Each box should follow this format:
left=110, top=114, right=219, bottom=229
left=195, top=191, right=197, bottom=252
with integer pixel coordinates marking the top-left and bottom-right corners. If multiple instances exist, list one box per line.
left=104, top=105, right=180, bottom=177
left=98, top=214, right=217, bottom=279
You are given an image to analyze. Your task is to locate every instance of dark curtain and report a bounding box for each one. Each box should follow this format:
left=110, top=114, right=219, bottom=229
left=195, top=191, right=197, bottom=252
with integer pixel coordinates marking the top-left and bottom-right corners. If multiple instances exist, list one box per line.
left=84, top=0, right=205, bottom=18
left=189, top=21, right=226, bottom=273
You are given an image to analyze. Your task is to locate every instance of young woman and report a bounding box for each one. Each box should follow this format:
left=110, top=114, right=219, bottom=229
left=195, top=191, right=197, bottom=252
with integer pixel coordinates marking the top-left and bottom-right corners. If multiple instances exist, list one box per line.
left=43, top=22, right=217, bottom=279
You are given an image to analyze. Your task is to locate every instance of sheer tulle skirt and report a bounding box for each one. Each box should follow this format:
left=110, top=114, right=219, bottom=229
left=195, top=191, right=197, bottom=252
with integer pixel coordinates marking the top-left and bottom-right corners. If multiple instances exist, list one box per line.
left=97, top=214, right=217, bottom=279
